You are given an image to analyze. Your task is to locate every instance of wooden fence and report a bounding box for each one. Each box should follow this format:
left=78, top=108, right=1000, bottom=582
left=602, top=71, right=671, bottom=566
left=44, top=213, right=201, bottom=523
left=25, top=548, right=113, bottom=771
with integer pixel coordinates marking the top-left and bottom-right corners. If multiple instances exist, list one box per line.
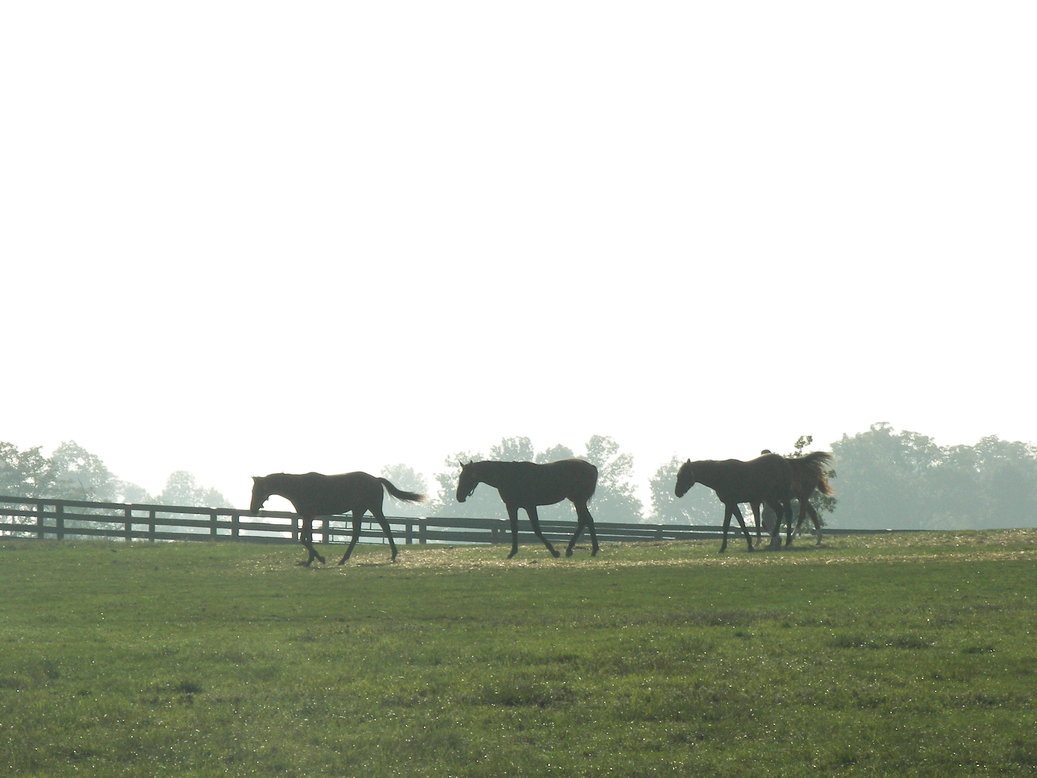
left=0, top=494, right=897, bottom=548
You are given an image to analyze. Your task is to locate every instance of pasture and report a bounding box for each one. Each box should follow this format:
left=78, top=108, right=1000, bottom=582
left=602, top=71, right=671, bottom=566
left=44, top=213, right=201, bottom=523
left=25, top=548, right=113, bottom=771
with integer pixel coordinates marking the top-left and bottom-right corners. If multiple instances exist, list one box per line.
left=1, top=532, right=1035, bottom=776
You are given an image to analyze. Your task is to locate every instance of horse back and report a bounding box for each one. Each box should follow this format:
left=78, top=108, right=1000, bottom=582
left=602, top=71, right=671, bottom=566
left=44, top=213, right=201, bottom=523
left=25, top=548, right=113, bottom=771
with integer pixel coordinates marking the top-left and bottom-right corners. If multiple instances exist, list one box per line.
left=699, top=455, right=790, bottom=504
left=284, top=471, right=384, bottom=516
left=497, top=459, right=597, bottom=507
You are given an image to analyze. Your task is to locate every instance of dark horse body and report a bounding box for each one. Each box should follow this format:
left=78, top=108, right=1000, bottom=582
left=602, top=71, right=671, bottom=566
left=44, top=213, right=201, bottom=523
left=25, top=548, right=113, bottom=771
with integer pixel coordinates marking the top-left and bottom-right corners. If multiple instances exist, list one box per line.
left=250, top=472, right=425, bottom=566
left=675, top=454, right=792, bottom=552
left=456, top=459, right=599, bottom=558
left=786, top=451, right=835, bottom=545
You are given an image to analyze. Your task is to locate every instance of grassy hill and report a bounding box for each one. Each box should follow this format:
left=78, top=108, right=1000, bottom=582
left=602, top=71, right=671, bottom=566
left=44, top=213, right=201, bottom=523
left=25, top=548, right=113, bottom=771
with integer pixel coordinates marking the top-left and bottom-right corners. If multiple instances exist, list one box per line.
left=2, top=531, right=1035, bottom=776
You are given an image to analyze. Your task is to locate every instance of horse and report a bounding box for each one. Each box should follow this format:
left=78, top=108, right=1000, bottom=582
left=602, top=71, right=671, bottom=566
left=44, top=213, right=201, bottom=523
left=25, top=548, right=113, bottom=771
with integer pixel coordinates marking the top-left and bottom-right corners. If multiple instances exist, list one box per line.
left=456, top=459, right=599, bottom=558
left=674, top=453, right=792, bottom=552
left=787, top=451, right=835, bottom=545
left=753, top=451, right=835, bottom=547
left=249, top=471, right=425, bottom=567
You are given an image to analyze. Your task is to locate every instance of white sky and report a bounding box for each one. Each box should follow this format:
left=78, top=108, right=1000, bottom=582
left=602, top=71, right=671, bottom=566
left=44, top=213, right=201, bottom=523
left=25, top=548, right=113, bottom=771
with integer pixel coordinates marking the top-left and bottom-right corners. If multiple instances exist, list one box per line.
left=3, top=2, right=1034, bottom=508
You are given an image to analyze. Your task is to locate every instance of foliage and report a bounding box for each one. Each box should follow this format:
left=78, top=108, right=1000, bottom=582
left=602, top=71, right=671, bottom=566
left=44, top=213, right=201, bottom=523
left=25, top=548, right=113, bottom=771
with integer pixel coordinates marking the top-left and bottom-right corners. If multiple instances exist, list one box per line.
left=0, top=440, right=224, bottom=507
left=1, top=534, right=1036, bottom=776
left=0, top=443, right=52, bottom=497
left=833, top=423, right=1037, bottom=529
left=155, top=471, right=227, bottom=507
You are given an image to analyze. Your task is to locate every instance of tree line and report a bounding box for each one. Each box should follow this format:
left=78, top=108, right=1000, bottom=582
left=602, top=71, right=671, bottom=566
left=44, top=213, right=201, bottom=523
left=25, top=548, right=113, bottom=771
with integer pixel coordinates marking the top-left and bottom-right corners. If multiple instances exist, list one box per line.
left=3, top=423, right=1036, bottom=529
left=0, top=441, right=226, bottom=507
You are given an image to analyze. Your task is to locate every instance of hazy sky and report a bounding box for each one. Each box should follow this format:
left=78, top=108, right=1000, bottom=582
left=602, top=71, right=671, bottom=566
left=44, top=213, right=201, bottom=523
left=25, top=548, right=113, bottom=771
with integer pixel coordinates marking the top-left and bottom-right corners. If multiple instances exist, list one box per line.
left=3, top=2, right=1034, bottom=507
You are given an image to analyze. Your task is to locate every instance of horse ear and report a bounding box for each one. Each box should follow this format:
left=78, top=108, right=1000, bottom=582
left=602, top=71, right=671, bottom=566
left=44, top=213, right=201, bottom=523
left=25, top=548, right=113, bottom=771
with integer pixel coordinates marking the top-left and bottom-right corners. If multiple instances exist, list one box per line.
left=685, top=459, right=692, bottom=466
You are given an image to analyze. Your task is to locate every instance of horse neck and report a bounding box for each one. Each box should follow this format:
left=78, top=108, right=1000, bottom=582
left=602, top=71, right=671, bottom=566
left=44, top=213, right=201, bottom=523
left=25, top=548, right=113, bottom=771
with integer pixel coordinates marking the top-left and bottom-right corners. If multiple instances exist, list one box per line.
left=260, top=474, right=302, bottom=503
left=689, top=461, right=726, bottom=490
left=471, top=461, right=507, bottom=488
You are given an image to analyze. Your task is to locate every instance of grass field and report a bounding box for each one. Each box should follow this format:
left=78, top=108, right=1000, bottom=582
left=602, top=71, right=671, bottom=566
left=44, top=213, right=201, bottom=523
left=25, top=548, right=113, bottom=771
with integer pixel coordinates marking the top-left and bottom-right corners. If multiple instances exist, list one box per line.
left=1, top=531, right=1035, bottom=776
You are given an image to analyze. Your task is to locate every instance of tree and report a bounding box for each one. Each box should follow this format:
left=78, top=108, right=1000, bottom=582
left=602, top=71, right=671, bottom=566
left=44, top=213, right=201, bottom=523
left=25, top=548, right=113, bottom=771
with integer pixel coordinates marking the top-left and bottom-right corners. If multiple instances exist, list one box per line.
left=831, top=423, right=940, bottom=529
left=582, top=435, right=643, bottom=523
left=47, top=441, right=118, bottom=502
left=0, top=442, right=53, bottom=497
left=156, top=471, right=226, bottom=507
left=828, top=424, right=1037, bottom=530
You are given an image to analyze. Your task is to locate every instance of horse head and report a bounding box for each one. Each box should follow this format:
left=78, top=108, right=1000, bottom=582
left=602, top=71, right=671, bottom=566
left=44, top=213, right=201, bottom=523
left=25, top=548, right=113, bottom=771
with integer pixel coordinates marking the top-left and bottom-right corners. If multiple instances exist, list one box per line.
left=456, top=461, right=478, bottom=503
left=249, top=475, right=272, bottom=515
left=674, top=460, right=696, bottom=498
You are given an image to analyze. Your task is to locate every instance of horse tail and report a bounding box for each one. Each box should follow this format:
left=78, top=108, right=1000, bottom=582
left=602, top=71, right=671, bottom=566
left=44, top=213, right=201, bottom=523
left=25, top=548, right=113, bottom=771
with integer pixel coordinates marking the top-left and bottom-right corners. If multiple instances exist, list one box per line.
left=586, top=462, right=599, bottom=501
left=379, top=478, right=426, bottom=503
left=805, top=452, right=835, bottom=495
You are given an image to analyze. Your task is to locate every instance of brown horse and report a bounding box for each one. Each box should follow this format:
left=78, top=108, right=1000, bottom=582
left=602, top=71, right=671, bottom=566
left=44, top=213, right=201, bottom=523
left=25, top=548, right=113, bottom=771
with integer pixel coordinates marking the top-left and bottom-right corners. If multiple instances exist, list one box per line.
left=456, top=459, right=599, bottom=558
left=675, top=453, right=792, bottom=552
left=754, top=450, right=835, bottom=547
left=787, top=451, right=835, bottom=545
left=250, top=471, right=425, bottom=566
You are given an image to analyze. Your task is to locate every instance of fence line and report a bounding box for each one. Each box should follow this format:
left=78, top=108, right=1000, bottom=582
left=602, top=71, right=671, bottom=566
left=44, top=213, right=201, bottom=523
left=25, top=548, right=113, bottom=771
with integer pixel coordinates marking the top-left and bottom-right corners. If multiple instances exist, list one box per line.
left=0, top=494, right=901, bottom=548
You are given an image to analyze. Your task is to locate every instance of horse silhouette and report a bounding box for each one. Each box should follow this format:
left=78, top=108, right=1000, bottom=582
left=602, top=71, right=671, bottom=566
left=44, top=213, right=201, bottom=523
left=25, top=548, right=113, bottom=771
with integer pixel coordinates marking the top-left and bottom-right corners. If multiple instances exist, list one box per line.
left=786, top=451, right=835, bottom=545
left=675, top=453, right=792, bottom=552
left=250, top=471, right=425, bottom=566
left=456, top=459, right=599, bottom=558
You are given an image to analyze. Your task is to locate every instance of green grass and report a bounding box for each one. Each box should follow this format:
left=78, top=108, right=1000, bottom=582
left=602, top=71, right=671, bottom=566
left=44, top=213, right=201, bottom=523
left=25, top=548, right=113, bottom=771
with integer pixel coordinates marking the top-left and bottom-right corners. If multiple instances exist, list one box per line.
left=1, top=531, right=1035, bottom=776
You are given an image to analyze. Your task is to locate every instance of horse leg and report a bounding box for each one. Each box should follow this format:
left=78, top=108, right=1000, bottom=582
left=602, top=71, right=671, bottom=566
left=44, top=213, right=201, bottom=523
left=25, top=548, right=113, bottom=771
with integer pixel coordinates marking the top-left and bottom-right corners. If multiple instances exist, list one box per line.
left=783, top=499, right=795, bottom=546
left=722, top=503, right=753, bottom=553
left=527, top=506, right=560, bottom=558
left=506, top=504, right=521, bottom=559
left=749, top=502, right=771, bottom=549
left=565, top=510, right=584, bottom=557
left=804, top=501, right=822, bottom=545
left=299, top=516, right=326, bottom=567
left=793, top=498, right=807, bottom=537
left=569, top=501, right=598, bottom=557
left=336, top=512, right=365, bottom=565
left=371, top=506, right=399, bottom=562
left=751, top=501, right=763, bottom=548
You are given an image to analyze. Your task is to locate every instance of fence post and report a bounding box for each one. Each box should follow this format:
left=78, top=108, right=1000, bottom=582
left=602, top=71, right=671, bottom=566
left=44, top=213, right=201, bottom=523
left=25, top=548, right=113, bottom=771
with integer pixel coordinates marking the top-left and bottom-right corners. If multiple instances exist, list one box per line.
left=148, top=510, right=157, bottom=542
left=210, top=509, right=218, bottom=539
left=55, top=503, right=64, bottom=541
left=231, top=512, right=240, bottom=539
left=124, top=506, right=133, bottom=542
